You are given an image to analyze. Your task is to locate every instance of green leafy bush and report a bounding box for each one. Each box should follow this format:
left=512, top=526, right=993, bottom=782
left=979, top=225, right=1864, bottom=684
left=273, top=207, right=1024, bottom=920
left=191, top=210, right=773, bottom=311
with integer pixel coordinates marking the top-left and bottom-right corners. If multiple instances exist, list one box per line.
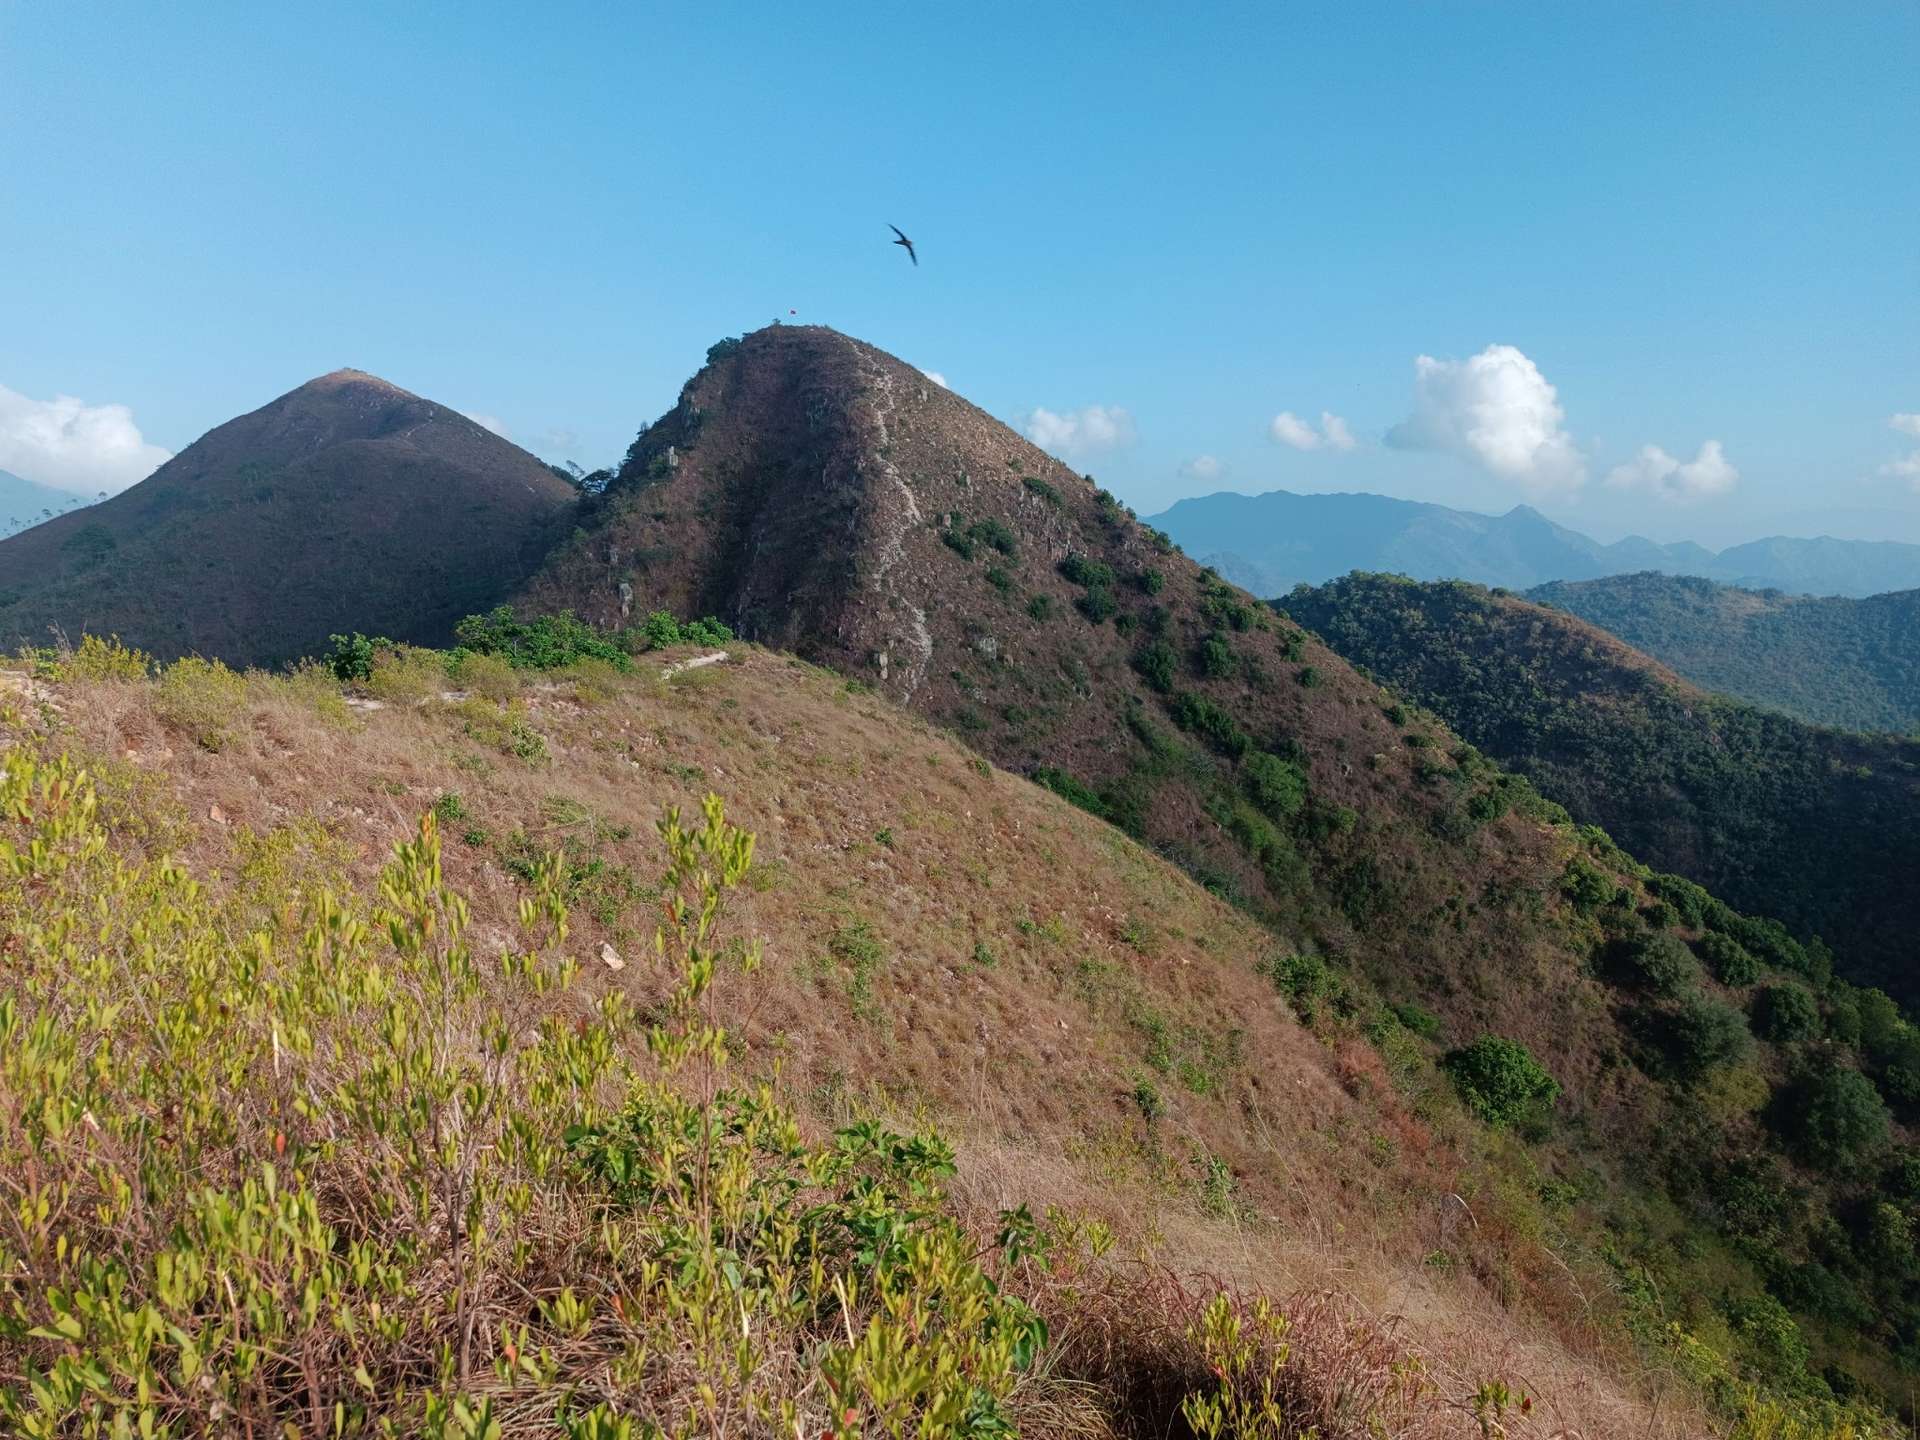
left=1241, top=751, right=1307, bottom=819
left=454, top=606, right=631, bottom=669
left=1780, top=1065, right=1892, bottom=1167
left=1754, top=983, right=1822, bottom=1044
left=1653, top=994, right=1752, bottom=1082
left=1257, top=951, right=1341, bottom=1025
left=1197, top=631, right=1237, bottom=680
left=1058, top=553, right=1115, bottom=589
left=1076, top=587, right=1118, bottom=624
left=1699, top=931, right=1763, bottom=987
left=1170, top=692, right=1251, bottom=758
left=1561, top=856, right=1615, bottom=914
left=1617, top=931, right=1702, bottom=996
left=450, top=648, right=520, bottom=702
left=366, top=644, right=448, bottom=705
left=325, top=630, right=388, bottom=682
left=1133, top=640, right=1177, bottom=694
left=153, top=656, right=248, bottom=751
left=1442, top=1036, right=1560, bottom=1129
left=638, top=609, right=735, bottom=651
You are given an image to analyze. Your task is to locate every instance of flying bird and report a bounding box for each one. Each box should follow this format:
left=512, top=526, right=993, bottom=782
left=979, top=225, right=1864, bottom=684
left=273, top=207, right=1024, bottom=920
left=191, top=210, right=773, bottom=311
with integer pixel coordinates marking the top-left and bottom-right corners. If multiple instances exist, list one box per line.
left=888, top=224, right=917, bottom=266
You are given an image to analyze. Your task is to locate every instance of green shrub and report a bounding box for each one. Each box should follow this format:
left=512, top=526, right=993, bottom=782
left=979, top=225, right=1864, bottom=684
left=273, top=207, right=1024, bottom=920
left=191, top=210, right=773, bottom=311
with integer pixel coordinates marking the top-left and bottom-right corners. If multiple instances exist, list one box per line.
left=57, top=634, right=152, bottom=681
left=451, top=649, right=520, bottom=702
left=1058, top=553, right=1115, bottom=589
left=366, top=644, right=448, bottom=705
left=1027, top=594, right=1055, bottom=622
left=1781, top=1066, right=1892, bottom=1167
left=1617, top=931, right=1701, bottom=996
left=1753, top=983, right=1821, bottom=1044
left=1657, top=994, right=1752, bottom=1082
left=1139, top=568, right=1165, bottom=595
left=1561, top=856, right=1614, bottom=915
left=1392, top=1002, right=1442, bottom=1038
left=1033, top=767, right=1106, bottom=819
left=1442, top=1036, right=1560, bottom=1129
left=153, top=656, right=248, bottom=751
left=1725, top=1294, right=1813, bottom=1388
left=1022, top=475, right=1062, bottom=505
left=1133, top=640, right=1178, bottom=694
left=1257, top=951, right=1340, bottom=1025
left=1196, top=632, right=1237, bottom=680
left=1076, top=587, right=1118, bottom=624
left=1169, top=692, right=1251, bottom=758
left=455, top=606, right=631, bottom=669
left=1241, top=751, right=1307, bottom=819
left=1699, top=931, right=1763, bottom=987
left=325, top=631, right=389, bottom=682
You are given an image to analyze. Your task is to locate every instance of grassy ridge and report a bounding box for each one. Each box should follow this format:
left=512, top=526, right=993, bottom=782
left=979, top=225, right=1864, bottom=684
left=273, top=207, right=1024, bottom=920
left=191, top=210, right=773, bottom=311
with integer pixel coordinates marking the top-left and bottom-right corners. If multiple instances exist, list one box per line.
left=4, top=634, right=1916, bottom=1434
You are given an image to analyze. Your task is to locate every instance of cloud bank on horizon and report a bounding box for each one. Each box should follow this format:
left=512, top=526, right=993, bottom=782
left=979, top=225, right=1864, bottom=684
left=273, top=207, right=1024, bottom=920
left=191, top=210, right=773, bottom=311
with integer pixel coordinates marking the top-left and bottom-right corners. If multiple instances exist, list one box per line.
left=0, top=382, right=172, bottom=497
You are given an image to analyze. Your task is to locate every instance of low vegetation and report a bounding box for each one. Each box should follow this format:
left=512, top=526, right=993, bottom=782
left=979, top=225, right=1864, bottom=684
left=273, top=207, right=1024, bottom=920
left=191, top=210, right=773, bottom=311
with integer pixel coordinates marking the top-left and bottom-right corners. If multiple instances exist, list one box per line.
left=1531, top=572, right=1920, bottom=732
left=1285, top=573, right=1920, bottom=1009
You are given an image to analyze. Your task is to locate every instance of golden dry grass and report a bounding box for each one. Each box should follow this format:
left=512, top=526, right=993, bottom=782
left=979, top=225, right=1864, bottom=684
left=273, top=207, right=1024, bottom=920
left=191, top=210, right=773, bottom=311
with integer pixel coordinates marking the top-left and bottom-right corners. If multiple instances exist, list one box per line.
left=1, top=647, right=1728, bottom=1437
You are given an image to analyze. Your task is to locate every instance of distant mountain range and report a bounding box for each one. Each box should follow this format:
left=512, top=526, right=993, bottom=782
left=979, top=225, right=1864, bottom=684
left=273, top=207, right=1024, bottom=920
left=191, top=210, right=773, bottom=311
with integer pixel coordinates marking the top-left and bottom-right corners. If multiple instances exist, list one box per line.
left=1530, top=572, right=1920, bottom=732
left=1, top=468, right=91, bottom=537
left=1147, top=488, right=1920, bottom=599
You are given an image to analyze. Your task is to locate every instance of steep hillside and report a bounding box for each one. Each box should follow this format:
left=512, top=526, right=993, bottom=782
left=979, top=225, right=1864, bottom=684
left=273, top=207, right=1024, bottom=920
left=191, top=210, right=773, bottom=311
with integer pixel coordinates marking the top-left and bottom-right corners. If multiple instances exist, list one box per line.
left=1148, top=488, right=1920, bottom=598
left=510, top=327, right=1920, bottom=1417
left=0, top=466, right=90, bottom=537
left=1531, top=572, right=1920, bottom=732
left=2, top=644, right=1734, bottom=1438
left=523, top=328, right=1622, bottom=1001
left=1285, top=574, right=1920, bottom=1003
left=0, top=370, right=577, bottom=665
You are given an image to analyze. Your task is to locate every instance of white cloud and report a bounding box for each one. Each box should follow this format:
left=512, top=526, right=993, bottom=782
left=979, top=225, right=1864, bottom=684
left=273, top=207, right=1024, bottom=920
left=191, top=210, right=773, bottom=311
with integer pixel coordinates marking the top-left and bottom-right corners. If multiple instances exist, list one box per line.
left=1268, top=409, right=1356, bottom=452
left=1023, top=404, right=1136, bottom=457
left=463, top=411, right=512, bottom=440
left=1883, top=414, right=1920, bottom=490
left=0, top=382, right=172, bottom=496
left=1179, top=454, right=1226, bottom=482
left=920, top=369, right=948, bottom=389
left=539, top=426, right=581, bottom=456
left=1385, top=344, right=1586, bottom=495
left=1269, top=411, right=1321, bottom=451
left=1604, top=440, right=1739, bottom=502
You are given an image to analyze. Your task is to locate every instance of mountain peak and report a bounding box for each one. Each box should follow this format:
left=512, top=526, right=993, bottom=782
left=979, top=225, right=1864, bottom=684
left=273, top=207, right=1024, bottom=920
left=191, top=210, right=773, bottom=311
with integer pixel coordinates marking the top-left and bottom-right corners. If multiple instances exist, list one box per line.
left=301, top=367, right=414, bottom=397
left=0, top=367, right=576, bottom=664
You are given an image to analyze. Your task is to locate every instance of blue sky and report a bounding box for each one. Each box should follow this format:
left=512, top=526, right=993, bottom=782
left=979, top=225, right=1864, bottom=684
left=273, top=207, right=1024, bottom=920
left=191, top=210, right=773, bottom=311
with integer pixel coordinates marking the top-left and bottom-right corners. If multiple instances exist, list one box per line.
left=2, top=1, right=1916, bottom=546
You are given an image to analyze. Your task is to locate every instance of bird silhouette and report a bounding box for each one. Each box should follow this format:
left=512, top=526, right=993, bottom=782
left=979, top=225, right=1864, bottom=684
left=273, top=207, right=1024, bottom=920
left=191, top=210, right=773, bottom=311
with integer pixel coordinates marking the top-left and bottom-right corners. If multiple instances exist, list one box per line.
left=888, top=224, right=917, bottom=266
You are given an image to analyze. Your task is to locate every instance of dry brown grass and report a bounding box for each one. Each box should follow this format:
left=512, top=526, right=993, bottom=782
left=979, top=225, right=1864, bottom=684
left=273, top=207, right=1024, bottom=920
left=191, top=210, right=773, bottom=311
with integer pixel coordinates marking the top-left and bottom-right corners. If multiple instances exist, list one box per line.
left=3, top=649, right=1724, bottom=1437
